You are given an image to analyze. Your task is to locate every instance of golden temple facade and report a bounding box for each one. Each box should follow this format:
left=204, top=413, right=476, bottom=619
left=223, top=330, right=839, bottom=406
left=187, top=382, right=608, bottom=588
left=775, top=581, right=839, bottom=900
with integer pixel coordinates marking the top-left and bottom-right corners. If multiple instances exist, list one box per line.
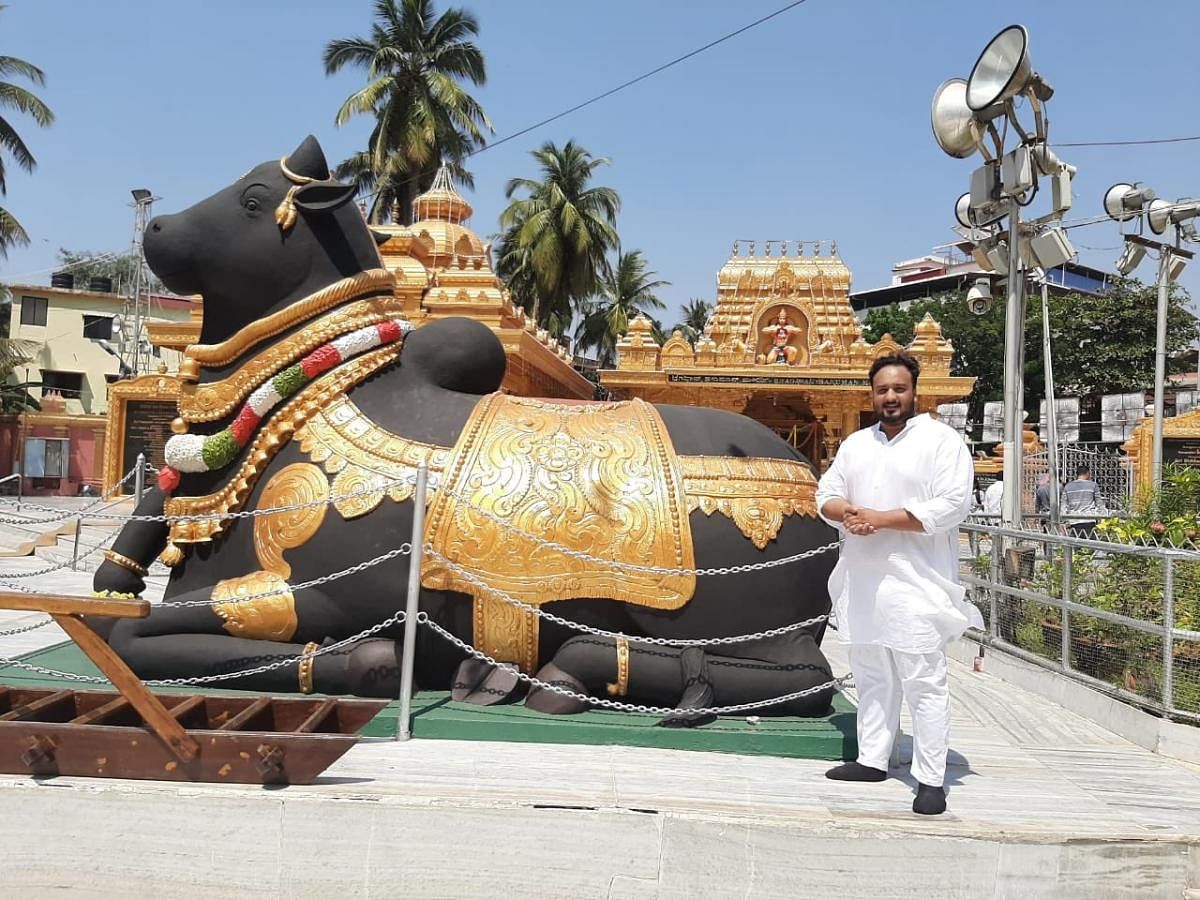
left=600, top=240, right=975, bottom=465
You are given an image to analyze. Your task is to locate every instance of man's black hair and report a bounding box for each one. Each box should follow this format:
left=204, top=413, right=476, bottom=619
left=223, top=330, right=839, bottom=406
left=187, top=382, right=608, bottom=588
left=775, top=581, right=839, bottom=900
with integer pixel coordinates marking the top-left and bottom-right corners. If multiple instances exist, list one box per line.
left=1076, top=465, right=1090, bottom=478
left=868, top=353, right=920, bottom=389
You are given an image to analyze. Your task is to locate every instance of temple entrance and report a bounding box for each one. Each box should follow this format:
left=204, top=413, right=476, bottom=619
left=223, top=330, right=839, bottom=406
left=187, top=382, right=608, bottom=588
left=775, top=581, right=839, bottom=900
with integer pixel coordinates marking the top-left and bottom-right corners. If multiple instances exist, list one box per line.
left=742, top=395, right=825, bottom=466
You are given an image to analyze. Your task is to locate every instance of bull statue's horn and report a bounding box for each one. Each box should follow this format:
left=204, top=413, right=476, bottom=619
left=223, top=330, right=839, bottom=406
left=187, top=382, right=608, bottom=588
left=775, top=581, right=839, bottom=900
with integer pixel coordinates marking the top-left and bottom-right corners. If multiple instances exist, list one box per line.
left=284, top=135, right=331, bottom=182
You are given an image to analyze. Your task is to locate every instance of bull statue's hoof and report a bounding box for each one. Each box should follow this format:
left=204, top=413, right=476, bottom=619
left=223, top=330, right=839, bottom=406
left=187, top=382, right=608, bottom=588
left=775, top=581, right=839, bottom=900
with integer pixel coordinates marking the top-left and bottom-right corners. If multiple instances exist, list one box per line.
left=658, top=647, right=717, bottom=728
left=525, top=663, right=591, bottom=715
left=451, top=658, right=524, bottom=705
left=343, top=638, right=404, bottom=698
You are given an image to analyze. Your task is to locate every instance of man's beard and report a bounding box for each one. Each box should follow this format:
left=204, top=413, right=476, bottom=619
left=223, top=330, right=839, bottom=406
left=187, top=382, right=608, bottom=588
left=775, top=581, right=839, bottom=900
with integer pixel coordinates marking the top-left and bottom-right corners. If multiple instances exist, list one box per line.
left=875, top=399, right=916, bottom=425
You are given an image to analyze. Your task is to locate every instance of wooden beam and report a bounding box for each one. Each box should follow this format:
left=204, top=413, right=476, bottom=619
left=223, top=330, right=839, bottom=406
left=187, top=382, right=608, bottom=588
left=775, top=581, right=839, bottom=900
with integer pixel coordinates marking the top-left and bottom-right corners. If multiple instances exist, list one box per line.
left=295, top=698, right=338, bottom=734
left=218, top=697, right=272, bottom=732
left=70, top=696, right=131, bottom=726
left=51, top=614, right=199, bottom=762
left=0, top=592, right=149, bottom=619
left=0, top=688, right=74, bottom=722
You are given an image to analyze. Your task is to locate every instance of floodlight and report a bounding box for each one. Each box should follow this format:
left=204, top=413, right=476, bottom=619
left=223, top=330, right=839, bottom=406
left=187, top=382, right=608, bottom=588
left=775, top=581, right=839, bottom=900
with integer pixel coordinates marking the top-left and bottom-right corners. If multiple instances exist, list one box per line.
left=975, top=235, right=1009, bottom=272
left=1029, top=227, right=1076, bottom=270
left=967, top=25, right=1049, bottom=112
left=131, top=188, right=152, bottom=203
left=1115, top=240, right=1147, bottom=276
left=954, top=193, right=974, bottom=229
left=1167, top=254, right=1189, bottom=283
left=966, top=278, right=993, bottom=315
left=1103, top=183, right=1156, bottom=222
left=1148, top=198, right=1172, bottom=235
left=931, top=78, right=983, bottom=158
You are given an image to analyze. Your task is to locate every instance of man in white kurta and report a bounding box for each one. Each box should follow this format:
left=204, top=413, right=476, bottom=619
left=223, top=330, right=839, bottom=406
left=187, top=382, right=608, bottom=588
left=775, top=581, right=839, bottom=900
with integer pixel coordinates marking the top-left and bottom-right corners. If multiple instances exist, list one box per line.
left=815, top=355, right=981, bottom=815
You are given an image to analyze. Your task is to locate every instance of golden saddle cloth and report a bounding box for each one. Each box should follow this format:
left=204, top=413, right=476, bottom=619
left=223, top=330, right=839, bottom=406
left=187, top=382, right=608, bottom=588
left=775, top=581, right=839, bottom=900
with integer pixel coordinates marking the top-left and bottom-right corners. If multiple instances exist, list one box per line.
left=295, top=391, right=817, bottom=671
left=421, top=393, right=697, bottom=611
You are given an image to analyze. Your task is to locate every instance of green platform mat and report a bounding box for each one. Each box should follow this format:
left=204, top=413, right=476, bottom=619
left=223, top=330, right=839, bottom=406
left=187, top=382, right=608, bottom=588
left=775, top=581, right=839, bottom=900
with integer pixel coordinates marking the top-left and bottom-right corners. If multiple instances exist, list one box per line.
left=0, top=641, right=856, bottom=760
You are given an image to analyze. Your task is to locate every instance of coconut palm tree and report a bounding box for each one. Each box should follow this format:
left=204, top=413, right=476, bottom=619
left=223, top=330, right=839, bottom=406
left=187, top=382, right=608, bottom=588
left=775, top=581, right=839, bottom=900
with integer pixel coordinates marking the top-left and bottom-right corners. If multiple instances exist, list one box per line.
left=672, top=297, right=713, bottom=344
left=323, top=0, right=491, bottom=224
left=497, top=140, right=620, bottom=337
left=0, top=14, right=54, bottom=258
left=573, top=249, right=669, bottom=369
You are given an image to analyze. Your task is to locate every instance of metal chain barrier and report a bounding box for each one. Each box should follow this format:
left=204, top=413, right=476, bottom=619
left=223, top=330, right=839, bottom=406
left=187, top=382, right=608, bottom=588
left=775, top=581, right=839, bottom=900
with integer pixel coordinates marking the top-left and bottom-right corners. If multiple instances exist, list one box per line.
left=159, top=542, right=413, bottom=608
left=0, top=472, right=430, bottom=525
left=423, top=546, right=831, bottom=647
left=434, top=483, right=840, bottom=577
left=0, top=465, right=142, bottom=525
left=420, top=613, right=851, bottom=716
left=0, top=610, right=408, bottom=687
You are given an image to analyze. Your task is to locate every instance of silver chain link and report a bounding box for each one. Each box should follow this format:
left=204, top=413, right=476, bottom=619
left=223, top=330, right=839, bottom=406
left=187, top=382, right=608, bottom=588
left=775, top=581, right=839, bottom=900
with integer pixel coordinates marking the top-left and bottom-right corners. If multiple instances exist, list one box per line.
left=423, top=546, right=831, bottom=647
left=160, top=542, right=413, bottom=607
left=0, top=465, right=141, bottom=525
left=433, top=484, right=840, bottom=576
left=419, top=613, right=850, bottom=716
left=0, top=472, right=429, bottom=525
left=0, top=610, right=408, bottom=686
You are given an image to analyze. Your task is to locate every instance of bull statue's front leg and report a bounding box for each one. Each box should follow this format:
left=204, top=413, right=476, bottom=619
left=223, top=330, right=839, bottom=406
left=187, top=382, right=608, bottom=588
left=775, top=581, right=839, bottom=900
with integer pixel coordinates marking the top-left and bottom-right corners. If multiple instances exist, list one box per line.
left=92, top=486, right=171, bottom=599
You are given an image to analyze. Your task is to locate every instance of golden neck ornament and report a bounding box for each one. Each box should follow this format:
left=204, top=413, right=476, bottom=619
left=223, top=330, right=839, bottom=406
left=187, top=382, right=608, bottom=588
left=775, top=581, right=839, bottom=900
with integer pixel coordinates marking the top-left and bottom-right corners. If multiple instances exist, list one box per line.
left=181, top=268, right=395, bottom=376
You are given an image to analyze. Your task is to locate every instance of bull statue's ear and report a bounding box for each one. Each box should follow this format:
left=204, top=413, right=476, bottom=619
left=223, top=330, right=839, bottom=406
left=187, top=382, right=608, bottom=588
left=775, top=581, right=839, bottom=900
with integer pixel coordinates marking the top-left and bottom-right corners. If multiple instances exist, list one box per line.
left=285, top=135, right=330, bottom=181
left=292, top=180, right=358, bottom=215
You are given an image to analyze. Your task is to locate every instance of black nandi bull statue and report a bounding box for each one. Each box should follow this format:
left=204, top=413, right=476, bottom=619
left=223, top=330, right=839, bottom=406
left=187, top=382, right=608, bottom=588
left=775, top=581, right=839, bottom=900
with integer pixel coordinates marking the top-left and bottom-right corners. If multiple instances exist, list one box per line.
left=94, top=136, right=839, bottom=726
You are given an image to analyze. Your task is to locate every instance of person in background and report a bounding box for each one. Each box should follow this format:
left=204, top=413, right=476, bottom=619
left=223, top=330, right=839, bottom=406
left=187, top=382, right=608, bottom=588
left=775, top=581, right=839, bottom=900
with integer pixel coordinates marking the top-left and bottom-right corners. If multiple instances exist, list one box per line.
left=982, top=472, right=1004, bottom=519
left=1062, top=465, right=1102, bottom=538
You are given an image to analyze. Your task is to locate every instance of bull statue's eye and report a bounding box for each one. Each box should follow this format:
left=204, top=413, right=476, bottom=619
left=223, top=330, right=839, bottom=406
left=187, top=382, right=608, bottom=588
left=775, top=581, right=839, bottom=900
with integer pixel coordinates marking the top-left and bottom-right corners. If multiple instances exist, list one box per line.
left=245, top=198, right=260, bottom=212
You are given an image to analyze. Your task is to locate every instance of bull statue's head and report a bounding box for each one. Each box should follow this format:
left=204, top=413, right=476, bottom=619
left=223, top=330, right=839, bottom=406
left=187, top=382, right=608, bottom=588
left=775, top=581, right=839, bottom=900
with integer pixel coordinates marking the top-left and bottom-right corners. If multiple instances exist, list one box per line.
left=145, top=135, right=384, bottom=345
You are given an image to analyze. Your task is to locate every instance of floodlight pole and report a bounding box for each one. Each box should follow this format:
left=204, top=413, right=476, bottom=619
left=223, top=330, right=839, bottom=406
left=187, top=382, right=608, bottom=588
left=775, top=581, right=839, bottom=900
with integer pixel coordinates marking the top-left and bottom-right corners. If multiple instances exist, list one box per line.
left=1150, top=244, right=1173, bottom=491
left=1039, top=274, right=1061, bottom=530
left=1001, top=198, right=1026, bottom=529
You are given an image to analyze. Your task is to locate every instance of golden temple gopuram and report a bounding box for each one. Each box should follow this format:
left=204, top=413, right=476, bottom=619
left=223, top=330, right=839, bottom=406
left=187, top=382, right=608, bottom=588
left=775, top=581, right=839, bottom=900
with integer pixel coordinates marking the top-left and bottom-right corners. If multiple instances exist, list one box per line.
left=600, top=240, right=975, bottom=465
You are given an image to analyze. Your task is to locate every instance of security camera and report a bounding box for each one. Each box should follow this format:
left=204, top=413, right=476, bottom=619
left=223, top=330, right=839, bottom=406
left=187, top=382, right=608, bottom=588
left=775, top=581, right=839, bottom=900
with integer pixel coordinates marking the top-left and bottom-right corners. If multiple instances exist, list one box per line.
left=966, top=278, right=993, bottom=315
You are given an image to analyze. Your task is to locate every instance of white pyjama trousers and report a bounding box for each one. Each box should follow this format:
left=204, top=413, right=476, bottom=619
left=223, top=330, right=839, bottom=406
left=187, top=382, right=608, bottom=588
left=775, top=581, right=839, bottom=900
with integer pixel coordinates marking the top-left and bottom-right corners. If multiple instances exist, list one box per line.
left=849, top=643, right=950, bottom=787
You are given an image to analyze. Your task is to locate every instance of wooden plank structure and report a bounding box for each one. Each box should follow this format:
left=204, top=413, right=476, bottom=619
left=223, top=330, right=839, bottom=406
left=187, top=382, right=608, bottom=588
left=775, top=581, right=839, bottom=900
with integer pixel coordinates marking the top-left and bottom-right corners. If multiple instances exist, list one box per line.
left=0, top=591, right=387, bottom=784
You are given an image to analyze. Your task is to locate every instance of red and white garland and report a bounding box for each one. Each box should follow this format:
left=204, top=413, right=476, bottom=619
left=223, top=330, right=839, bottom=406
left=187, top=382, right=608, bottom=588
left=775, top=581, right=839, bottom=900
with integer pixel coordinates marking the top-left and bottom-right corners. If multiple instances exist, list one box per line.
left=158, top=318, right=411, bottom=493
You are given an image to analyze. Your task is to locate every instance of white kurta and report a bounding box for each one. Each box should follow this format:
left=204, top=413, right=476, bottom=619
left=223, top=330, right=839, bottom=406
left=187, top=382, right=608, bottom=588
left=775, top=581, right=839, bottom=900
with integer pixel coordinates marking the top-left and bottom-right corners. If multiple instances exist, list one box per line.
left=815, top=413, right=983, bottom=653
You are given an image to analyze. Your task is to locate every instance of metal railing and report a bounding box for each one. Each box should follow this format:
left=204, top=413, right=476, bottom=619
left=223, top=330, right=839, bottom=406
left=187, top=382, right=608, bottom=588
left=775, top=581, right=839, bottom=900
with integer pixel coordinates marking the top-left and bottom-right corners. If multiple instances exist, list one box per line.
left=961, top=521, right=1200, bottom=725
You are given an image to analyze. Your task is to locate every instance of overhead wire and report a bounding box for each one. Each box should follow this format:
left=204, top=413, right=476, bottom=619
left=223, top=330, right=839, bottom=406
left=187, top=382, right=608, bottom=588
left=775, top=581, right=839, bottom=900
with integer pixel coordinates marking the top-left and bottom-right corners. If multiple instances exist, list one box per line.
left=356, top=0, right=815, bottom=209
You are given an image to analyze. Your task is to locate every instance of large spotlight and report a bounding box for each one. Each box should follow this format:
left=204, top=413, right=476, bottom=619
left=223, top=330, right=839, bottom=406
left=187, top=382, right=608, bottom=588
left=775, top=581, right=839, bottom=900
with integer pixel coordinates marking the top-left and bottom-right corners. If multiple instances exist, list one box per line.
left=1148, top=198, right=1173, bottom=235
left=1104, top=183, right=1156, bottom=222
left=1115, top=240, right=1147, bottom=276
left=966, top=25, right=1035, bottom=111
left=932, top=78, right=983, bottom=158
left=1029, top=227, right=1076, bottom=270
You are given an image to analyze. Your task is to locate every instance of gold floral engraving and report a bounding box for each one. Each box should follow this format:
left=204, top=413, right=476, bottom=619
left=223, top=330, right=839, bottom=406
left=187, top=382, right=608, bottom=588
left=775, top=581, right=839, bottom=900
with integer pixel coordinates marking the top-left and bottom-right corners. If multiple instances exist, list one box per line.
left=210, top=570, right=297, bottom=641
left=184, top=269, right=395, bottom=367
left=679, top=455, right=818, bottom=549
left=166, top=343, right=401, bottom=547
left=253, top=463, right=330, bottom=578
left=421, top=393, right=696, bottom=670
left=296, top=395, right=450, bottom=519
left=180, top=294, right=409, bottom=422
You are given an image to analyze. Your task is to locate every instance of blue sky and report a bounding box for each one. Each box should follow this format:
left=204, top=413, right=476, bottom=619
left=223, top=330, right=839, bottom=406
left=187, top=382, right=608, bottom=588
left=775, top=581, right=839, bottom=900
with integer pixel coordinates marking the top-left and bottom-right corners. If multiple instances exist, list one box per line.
left=3, top=0, right=1198, bottom=322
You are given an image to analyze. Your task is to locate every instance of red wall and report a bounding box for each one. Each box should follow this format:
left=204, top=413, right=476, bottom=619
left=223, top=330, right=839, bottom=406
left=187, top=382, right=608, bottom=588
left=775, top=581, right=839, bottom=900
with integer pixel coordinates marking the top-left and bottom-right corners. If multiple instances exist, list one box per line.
left=0, top=419, right=104, bottom=497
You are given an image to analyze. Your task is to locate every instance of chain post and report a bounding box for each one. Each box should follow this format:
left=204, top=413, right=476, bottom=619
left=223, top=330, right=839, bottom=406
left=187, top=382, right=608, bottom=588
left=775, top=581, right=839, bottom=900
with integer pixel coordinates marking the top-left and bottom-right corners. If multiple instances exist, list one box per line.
left=1162, top=553, right=1174, bottom=711
left=69, top=516, right=82, bottom=571
left=396, top=463, right=428, bottom=741
left=988, top=532, right=1000, bottom=639
left=1061, top=545, right=1073, bottom=672
left=134, top=452, right=146, bottom=502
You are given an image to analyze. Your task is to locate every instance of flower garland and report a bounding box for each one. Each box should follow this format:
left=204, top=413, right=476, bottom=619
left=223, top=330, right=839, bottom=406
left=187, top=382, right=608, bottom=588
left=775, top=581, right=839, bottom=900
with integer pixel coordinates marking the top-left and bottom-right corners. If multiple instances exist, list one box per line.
left=158, top=318, right=411, bottom=493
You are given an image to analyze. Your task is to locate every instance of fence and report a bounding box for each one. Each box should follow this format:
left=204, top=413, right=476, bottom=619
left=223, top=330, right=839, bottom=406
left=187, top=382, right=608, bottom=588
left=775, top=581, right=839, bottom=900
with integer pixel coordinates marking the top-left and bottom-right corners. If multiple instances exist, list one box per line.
left=0, top=462, right=848, bottom=737
left=961, top=521, right=1200, bottom=724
